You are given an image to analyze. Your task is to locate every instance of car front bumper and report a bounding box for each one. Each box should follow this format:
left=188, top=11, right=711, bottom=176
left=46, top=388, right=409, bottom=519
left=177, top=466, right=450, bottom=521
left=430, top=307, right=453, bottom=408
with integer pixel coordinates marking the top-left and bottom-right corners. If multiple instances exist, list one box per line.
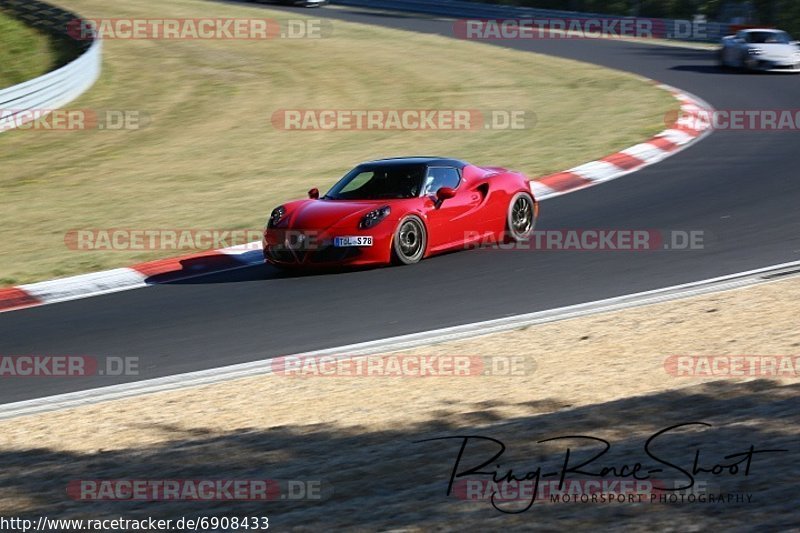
left=263, top=228, right=392, bottom=268
left=745, top=57, right=800, bottom=72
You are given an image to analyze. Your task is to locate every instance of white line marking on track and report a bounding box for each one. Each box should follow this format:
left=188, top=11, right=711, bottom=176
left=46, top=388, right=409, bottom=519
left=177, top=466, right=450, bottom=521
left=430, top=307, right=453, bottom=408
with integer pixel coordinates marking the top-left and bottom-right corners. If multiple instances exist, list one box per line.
left=2, top=259, right=799, bottom=419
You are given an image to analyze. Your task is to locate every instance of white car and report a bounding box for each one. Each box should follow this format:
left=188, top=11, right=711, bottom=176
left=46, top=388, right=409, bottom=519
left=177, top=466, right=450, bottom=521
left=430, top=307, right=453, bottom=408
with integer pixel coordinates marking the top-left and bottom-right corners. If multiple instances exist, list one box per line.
left=256, top=0, right=328, bottom=6
left=719, top=29, right=800, bottom=72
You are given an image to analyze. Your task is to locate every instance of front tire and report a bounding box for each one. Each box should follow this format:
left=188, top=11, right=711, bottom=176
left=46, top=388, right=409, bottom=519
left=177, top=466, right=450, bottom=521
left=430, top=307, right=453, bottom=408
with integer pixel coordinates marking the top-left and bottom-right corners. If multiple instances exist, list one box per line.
left=741, top=51, right=756, bottom=71
left=392, top=216, right=427, bottom=265
left=506, top=191, right=536, bottom=241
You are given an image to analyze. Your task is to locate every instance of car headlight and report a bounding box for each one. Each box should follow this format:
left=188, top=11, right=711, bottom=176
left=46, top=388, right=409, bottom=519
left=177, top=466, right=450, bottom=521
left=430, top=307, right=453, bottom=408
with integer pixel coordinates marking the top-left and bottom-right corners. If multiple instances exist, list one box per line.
left=267, top=206, right=286, bottom=228
left=748, top=47, right=764, bottom=55
left=359, top=205, right=391, bottom=229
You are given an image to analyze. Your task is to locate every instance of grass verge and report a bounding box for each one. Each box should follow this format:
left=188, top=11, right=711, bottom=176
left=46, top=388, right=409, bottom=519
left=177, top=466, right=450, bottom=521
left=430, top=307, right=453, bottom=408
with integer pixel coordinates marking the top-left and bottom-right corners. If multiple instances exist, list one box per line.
left=0, top=11, right=58, bottom=88
left=0, top=0, right=675, bottom=285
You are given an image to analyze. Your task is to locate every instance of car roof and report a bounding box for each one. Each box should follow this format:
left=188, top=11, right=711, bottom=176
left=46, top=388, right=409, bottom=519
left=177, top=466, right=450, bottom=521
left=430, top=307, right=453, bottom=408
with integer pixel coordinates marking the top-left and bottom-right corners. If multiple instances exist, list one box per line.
left=361, top=156, right=469, bottom=168
left=740, top=28, right=784, bottom=33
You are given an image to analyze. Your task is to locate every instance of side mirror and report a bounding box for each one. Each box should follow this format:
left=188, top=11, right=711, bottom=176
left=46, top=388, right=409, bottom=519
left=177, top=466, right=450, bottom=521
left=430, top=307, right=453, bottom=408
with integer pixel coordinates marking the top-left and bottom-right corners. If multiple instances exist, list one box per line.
left=308, top=188, right=320, bottom=200
left=435, top=186, right=456, bottom=208
left=436, top=187, right=456, bottom=201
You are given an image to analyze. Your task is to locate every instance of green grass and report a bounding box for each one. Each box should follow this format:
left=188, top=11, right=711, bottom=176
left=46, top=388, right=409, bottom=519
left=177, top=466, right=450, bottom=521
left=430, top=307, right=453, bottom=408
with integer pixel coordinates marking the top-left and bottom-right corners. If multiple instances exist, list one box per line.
left=0, top=0, right=676, bottom=285
left=0, top=11, right=60, bottom=88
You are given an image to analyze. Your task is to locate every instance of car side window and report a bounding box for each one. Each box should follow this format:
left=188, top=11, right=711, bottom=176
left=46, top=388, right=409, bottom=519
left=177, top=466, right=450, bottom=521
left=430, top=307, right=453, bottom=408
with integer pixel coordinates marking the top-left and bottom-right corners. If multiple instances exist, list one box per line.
left=422, top=167, right=460, bottom=196
left=339, top=172, right=374, bottom=194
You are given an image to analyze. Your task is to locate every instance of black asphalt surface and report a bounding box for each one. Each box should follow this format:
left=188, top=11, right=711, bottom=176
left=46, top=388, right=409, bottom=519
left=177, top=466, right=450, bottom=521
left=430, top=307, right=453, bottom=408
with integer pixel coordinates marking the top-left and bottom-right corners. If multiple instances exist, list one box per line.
left=1, top=7, right=799, bottom=403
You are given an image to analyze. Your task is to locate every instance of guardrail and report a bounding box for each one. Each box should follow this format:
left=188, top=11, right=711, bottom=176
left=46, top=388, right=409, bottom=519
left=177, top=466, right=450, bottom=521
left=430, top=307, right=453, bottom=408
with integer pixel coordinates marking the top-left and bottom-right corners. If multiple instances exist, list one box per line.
left=0, top=0, right=101, bottom=132
left=330, top=0, right=730, bottom=42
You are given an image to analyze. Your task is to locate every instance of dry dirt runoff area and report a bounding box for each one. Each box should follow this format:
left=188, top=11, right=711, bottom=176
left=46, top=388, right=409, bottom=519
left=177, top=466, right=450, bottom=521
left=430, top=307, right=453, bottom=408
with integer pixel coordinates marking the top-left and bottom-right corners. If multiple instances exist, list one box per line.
left=0, top=274, right=798, bottom=530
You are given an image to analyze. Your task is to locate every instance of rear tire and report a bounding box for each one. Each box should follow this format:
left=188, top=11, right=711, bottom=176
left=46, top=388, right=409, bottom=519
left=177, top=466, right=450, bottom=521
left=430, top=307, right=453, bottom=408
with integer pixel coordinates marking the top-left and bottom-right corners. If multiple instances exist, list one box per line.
left=506, top=191, right=536, bottom=242
left=391, top=216, right=426, bottom=265
left=741, top=51, right=756, bottom=71
left=717, top=49, right=728, bottom=69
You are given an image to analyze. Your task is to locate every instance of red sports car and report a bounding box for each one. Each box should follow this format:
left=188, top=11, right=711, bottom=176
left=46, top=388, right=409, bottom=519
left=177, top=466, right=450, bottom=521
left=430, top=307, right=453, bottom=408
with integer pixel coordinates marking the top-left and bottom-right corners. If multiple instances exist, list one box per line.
left=263, top=157, right=538, bottom=267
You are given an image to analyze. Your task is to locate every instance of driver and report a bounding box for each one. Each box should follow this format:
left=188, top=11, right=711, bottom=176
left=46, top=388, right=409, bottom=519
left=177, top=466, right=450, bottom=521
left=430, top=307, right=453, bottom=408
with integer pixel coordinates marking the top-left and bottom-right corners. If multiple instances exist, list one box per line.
left=396, top=172, right=420, bottom=198
left=422, top=175, right=436, bottom=196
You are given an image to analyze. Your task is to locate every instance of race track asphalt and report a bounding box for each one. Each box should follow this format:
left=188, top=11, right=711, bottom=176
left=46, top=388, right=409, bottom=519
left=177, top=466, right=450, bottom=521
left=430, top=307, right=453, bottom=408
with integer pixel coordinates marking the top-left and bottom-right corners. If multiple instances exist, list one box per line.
left=1, top=6, right=799, bottom=403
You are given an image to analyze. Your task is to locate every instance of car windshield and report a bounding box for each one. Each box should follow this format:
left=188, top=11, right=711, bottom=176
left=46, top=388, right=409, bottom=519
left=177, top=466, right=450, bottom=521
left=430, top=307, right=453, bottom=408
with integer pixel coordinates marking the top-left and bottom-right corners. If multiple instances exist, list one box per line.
left=324, top=164, right=426, bottom=200
left=745, top=31, right=792, bottom=44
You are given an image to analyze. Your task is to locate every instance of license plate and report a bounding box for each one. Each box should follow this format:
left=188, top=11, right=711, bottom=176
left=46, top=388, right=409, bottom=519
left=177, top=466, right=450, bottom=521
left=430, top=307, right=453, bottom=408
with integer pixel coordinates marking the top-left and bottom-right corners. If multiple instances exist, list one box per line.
left=334, top=236, right=373, bottom=247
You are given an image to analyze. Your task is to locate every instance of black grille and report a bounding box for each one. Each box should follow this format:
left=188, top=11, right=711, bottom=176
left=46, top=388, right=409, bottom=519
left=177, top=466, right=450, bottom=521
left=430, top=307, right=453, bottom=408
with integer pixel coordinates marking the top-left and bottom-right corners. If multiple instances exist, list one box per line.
left=309, top=246, right=361, bottom=263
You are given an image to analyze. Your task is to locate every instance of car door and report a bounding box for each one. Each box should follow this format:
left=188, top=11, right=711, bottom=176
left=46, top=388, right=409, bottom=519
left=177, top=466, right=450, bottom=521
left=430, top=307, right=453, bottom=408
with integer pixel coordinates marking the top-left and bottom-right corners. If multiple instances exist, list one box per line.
left=722, top=36, right=735, bottom=64
left=422, top=166, right=482, bottom=250
left=732, top=31, right=748, bottom=65
left=723, top=32, right=743, bottom=65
